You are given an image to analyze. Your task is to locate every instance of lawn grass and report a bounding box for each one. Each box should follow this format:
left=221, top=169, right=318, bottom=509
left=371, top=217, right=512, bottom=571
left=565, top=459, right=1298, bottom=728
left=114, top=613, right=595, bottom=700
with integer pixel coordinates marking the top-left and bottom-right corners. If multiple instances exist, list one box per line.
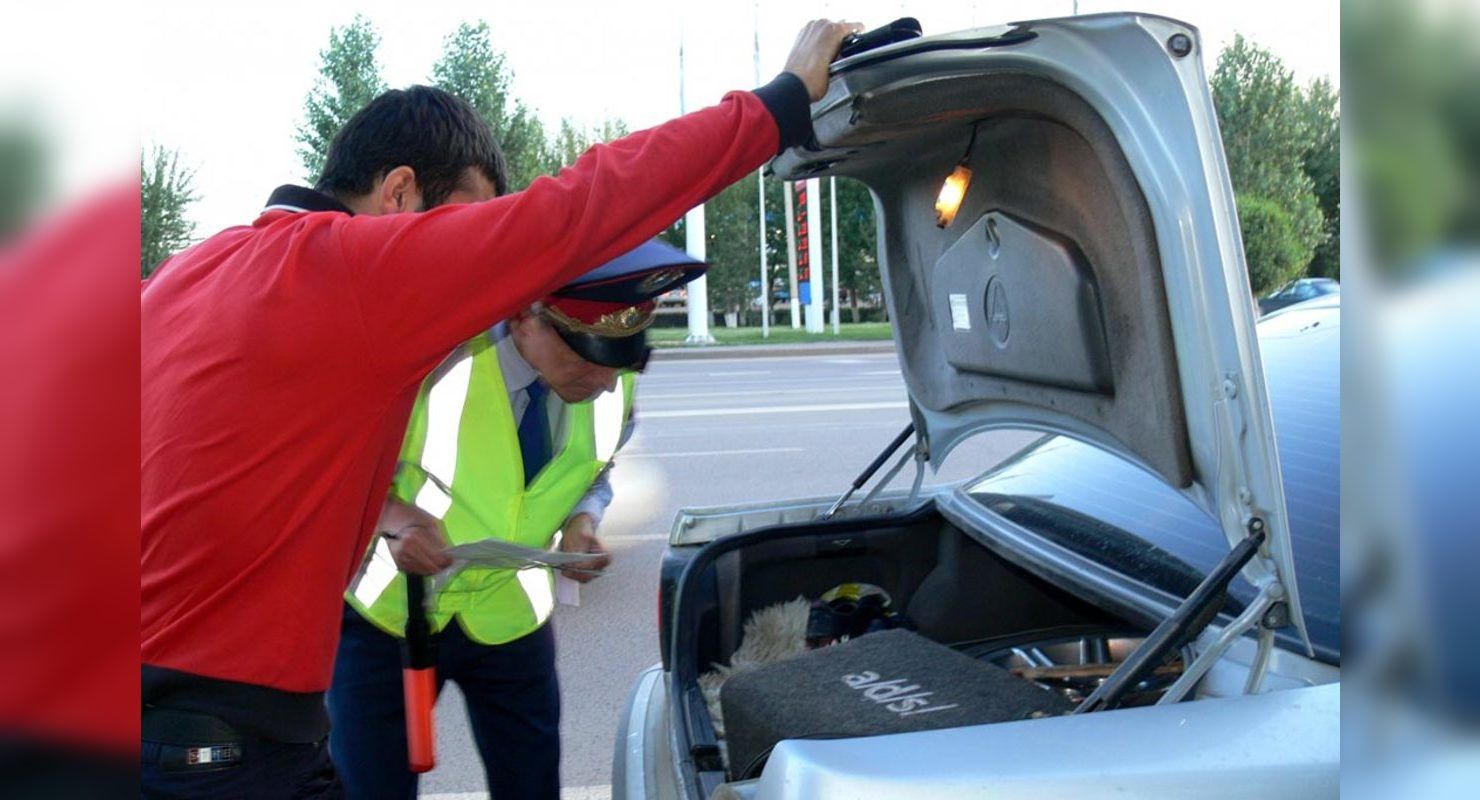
left=648, top=321, right=894, bottom=347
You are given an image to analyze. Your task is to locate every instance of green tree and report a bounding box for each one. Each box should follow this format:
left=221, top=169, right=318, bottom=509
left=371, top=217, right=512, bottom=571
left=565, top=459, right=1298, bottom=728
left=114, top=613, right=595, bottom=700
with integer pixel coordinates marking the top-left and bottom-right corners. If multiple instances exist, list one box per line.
left=763, top=175, right=799, bottom=322
left=543, top=119, right=591, bottom=173
left=1234, top=194, right=1307, bottom=292
left=672, top=176, right=879, bottom=327
left=140, top=146, right=198, bottom=278
left=1299, top=78, right=1341, bottom=279
left=541, top=117, right=631, bottom=176
left=431, top=21, right=547, bottom=191
left=825, top=178, right=881, bottom=322
left=593, top=119, right=632, bottom=145
left=1212, top=35, right=1327, bottom=293
left=660, top=174, right=787, bottom=327
left=296, top=14, right=387, bottom=181
left=540, top=118, right=630, bottom=175
left=703, top=173, right=764, bottom=323
left=1344, top=0, right=1476, bottom=271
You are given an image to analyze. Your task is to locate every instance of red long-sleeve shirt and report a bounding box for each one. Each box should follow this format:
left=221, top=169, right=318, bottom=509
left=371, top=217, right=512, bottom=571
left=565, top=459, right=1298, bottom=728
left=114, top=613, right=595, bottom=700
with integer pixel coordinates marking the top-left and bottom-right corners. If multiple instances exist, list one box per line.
left=142, top=77, right=807, bottom=715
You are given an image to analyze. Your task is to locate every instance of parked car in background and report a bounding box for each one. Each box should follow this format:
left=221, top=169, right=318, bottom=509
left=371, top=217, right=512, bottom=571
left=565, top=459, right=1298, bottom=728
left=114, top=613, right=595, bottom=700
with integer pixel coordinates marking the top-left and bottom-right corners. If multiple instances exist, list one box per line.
left=615, top=13, right=1337, bottom=799
left=1258, top=277, right=1339, bottom=315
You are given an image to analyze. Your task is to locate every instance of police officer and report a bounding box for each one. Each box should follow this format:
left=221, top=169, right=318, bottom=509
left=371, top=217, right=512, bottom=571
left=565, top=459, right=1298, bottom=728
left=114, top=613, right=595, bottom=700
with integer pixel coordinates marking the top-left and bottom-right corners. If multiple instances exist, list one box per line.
left=328, top=243, right=704, bottom=800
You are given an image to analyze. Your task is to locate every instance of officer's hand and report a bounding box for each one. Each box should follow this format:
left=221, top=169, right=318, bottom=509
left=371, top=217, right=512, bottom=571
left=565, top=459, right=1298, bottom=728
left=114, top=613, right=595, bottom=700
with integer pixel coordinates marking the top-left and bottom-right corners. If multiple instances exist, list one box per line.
left=558, top=513, right=611, bottom=583
left=380, top=500, right=453, bottom=575
left=783, top=19, right=865, bottom=101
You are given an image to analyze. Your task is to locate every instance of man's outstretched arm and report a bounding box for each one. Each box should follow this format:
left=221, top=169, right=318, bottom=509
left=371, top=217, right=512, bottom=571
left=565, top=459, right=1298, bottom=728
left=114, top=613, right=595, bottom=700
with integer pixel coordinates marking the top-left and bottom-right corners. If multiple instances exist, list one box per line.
left=338, top=20, right=861, bottom=385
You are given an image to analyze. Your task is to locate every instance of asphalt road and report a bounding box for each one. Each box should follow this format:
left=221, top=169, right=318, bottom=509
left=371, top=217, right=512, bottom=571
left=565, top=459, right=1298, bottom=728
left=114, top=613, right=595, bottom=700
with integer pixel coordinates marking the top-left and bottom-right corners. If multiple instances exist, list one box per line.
left=418, top=350, right=1038, bottom=799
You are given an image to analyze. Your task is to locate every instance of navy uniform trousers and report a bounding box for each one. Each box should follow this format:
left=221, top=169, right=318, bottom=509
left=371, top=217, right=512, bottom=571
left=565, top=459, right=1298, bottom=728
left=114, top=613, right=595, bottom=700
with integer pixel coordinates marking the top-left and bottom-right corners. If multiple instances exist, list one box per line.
left=327, top=605, right=560, bottom=800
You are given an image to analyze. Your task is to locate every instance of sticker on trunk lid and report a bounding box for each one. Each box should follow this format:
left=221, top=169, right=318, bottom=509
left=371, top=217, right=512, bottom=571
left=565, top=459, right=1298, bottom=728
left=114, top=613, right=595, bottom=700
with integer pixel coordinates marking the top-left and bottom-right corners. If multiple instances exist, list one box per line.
left=949, top=293, right=971, bottom=330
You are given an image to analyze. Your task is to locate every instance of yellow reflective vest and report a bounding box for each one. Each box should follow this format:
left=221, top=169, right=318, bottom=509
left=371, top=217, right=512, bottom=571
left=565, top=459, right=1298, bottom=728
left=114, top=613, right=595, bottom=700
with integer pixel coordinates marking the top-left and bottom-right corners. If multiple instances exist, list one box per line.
left=346, top=332, right=634, bottom=644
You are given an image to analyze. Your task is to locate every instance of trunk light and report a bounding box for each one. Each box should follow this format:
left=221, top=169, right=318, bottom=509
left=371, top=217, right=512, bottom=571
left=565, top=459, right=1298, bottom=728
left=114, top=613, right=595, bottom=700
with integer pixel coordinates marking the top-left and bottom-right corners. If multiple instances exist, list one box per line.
left=935, top=164, right=972, bottom=227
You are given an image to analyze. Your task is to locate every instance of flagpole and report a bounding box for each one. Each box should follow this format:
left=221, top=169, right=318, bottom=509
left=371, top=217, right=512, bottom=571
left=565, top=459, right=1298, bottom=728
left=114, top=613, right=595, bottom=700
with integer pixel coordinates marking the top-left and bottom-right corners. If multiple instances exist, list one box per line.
left=754, top=0, right=770, bottom=338
left=680, top=13, right=713, bottom=344
left=830, top=176, right=840, bottom=333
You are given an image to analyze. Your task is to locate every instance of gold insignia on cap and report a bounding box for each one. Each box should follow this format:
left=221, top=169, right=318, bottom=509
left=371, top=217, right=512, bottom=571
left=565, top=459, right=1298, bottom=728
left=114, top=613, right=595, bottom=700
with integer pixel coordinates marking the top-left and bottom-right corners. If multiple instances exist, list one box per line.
left=637, top=268, right=685, bottom=295
left=542, top=304, right=655, bottom=338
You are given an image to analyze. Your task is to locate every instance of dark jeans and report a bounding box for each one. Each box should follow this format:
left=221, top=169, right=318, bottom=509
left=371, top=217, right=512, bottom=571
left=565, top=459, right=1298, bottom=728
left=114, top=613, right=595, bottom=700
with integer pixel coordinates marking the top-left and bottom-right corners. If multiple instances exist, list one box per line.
left=141, top=735, right=341, bottom=799
left=327, top=605, right=560, bottom=800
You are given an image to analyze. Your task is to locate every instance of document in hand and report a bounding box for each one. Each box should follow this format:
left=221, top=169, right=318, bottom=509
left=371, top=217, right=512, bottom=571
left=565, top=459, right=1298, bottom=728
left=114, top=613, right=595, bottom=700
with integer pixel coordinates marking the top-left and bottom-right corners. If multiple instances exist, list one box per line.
left=442, top=537, right=606, bottom=575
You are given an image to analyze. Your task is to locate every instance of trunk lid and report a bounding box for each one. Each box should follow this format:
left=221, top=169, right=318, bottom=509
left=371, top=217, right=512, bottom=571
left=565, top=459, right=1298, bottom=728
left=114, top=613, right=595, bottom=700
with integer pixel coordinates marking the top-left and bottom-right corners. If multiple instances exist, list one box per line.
left=772, top=12, right=1309, bottom=652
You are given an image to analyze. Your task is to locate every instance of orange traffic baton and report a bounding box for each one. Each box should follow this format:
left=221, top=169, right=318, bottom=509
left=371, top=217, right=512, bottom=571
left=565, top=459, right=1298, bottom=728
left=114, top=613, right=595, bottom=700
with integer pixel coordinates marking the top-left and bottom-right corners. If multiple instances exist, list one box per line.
left=402, top=573, right=436, bottom=772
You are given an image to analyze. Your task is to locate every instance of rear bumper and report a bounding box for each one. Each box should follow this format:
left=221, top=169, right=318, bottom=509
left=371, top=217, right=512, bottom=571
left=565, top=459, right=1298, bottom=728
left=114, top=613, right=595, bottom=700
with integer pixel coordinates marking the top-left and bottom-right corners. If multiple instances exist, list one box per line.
left=613, top=664, right=680, bottom=800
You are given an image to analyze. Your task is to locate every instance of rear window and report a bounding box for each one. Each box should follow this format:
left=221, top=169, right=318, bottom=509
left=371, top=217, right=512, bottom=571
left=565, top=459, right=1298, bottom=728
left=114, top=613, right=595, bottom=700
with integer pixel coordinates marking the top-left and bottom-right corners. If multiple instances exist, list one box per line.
left=965, top=306, right=1341, bottom=661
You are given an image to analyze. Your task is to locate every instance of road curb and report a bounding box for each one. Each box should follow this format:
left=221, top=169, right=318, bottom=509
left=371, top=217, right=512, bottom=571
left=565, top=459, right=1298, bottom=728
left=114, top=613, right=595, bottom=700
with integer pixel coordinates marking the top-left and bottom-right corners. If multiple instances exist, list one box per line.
left=649, top=340, right=897, bottom=360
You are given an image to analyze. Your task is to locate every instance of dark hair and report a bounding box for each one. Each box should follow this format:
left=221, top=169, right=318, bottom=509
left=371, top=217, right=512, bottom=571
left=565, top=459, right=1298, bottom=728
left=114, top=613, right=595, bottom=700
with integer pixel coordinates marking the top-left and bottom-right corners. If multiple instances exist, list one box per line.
left=315, top=85, right=508, bottom=207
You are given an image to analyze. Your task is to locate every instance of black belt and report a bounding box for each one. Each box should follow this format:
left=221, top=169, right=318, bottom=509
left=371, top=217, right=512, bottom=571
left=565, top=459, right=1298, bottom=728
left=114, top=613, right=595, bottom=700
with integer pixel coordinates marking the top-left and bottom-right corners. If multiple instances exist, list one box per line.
left=141, top=664, right=330, bottom=744
left=143, top=706, right=244, bottom=746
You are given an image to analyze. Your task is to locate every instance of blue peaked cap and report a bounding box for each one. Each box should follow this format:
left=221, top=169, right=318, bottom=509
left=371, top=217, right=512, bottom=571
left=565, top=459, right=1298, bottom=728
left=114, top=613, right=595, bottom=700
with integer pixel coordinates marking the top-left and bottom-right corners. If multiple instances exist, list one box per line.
left=553, top=239, right=708, bottom=305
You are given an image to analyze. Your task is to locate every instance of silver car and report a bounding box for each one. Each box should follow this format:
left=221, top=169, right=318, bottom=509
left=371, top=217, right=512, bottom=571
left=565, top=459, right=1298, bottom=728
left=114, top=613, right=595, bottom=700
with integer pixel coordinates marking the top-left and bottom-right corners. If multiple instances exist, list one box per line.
left=1259, top=277, right=1339, bottom=316
left=614, top=13, right=1339, bottom=799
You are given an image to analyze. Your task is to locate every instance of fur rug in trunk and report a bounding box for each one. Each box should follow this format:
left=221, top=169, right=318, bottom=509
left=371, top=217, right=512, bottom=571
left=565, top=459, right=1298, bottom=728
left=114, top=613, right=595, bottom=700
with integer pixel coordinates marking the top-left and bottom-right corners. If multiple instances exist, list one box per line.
left=698, top=597, right=813, bottom=737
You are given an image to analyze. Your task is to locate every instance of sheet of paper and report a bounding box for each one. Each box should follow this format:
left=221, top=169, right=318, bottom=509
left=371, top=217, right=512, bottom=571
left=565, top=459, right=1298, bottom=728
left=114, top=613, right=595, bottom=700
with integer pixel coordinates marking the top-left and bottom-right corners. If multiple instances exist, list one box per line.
left=555, top=575, right=581, bottom=607
left=443, top=537, right=604, bottom=573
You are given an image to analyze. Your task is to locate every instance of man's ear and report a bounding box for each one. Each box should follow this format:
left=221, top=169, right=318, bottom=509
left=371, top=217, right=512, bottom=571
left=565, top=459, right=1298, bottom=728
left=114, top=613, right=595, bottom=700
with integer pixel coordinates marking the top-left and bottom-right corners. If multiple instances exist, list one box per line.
left=375, top=166, right=422, bottom=214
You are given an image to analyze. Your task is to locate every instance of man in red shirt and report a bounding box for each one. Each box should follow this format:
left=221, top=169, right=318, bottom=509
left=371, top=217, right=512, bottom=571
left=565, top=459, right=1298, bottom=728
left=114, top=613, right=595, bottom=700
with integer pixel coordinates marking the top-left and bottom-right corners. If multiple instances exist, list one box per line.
left=140, top=18, right=859, bottom=798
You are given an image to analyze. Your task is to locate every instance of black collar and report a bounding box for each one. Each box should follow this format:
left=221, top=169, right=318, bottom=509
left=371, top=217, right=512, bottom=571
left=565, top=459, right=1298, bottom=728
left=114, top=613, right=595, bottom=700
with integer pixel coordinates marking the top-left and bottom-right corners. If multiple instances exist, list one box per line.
left=262, top=185, right=354, bottom=215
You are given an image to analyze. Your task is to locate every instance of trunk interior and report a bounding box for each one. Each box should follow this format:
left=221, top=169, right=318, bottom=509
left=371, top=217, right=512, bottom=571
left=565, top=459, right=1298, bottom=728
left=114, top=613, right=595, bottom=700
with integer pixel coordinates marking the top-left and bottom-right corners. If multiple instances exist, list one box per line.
left=670, top=504, right=1159, bottom=788
left=697, top=511, right=1126, bottom=669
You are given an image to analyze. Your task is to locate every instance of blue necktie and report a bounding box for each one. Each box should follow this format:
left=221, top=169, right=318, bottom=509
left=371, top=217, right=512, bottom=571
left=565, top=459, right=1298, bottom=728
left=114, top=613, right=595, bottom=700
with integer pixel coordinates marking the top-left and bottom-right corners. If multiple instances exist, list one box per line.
left=518, top=380, right=552, bottom=486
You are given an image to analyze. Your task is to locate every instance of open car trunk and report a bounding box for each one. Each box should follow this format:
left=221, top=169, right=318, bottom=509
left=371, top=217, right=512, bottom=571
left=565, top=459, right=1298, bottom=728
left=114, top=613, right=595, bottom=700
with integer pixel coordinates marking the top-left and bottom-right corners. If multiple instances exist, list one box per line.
left=652, top=13, right=1339, bottom=798
left=666, top=504, right=1166, bottom=794
left=770, top=12, right=1309, bottom=652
